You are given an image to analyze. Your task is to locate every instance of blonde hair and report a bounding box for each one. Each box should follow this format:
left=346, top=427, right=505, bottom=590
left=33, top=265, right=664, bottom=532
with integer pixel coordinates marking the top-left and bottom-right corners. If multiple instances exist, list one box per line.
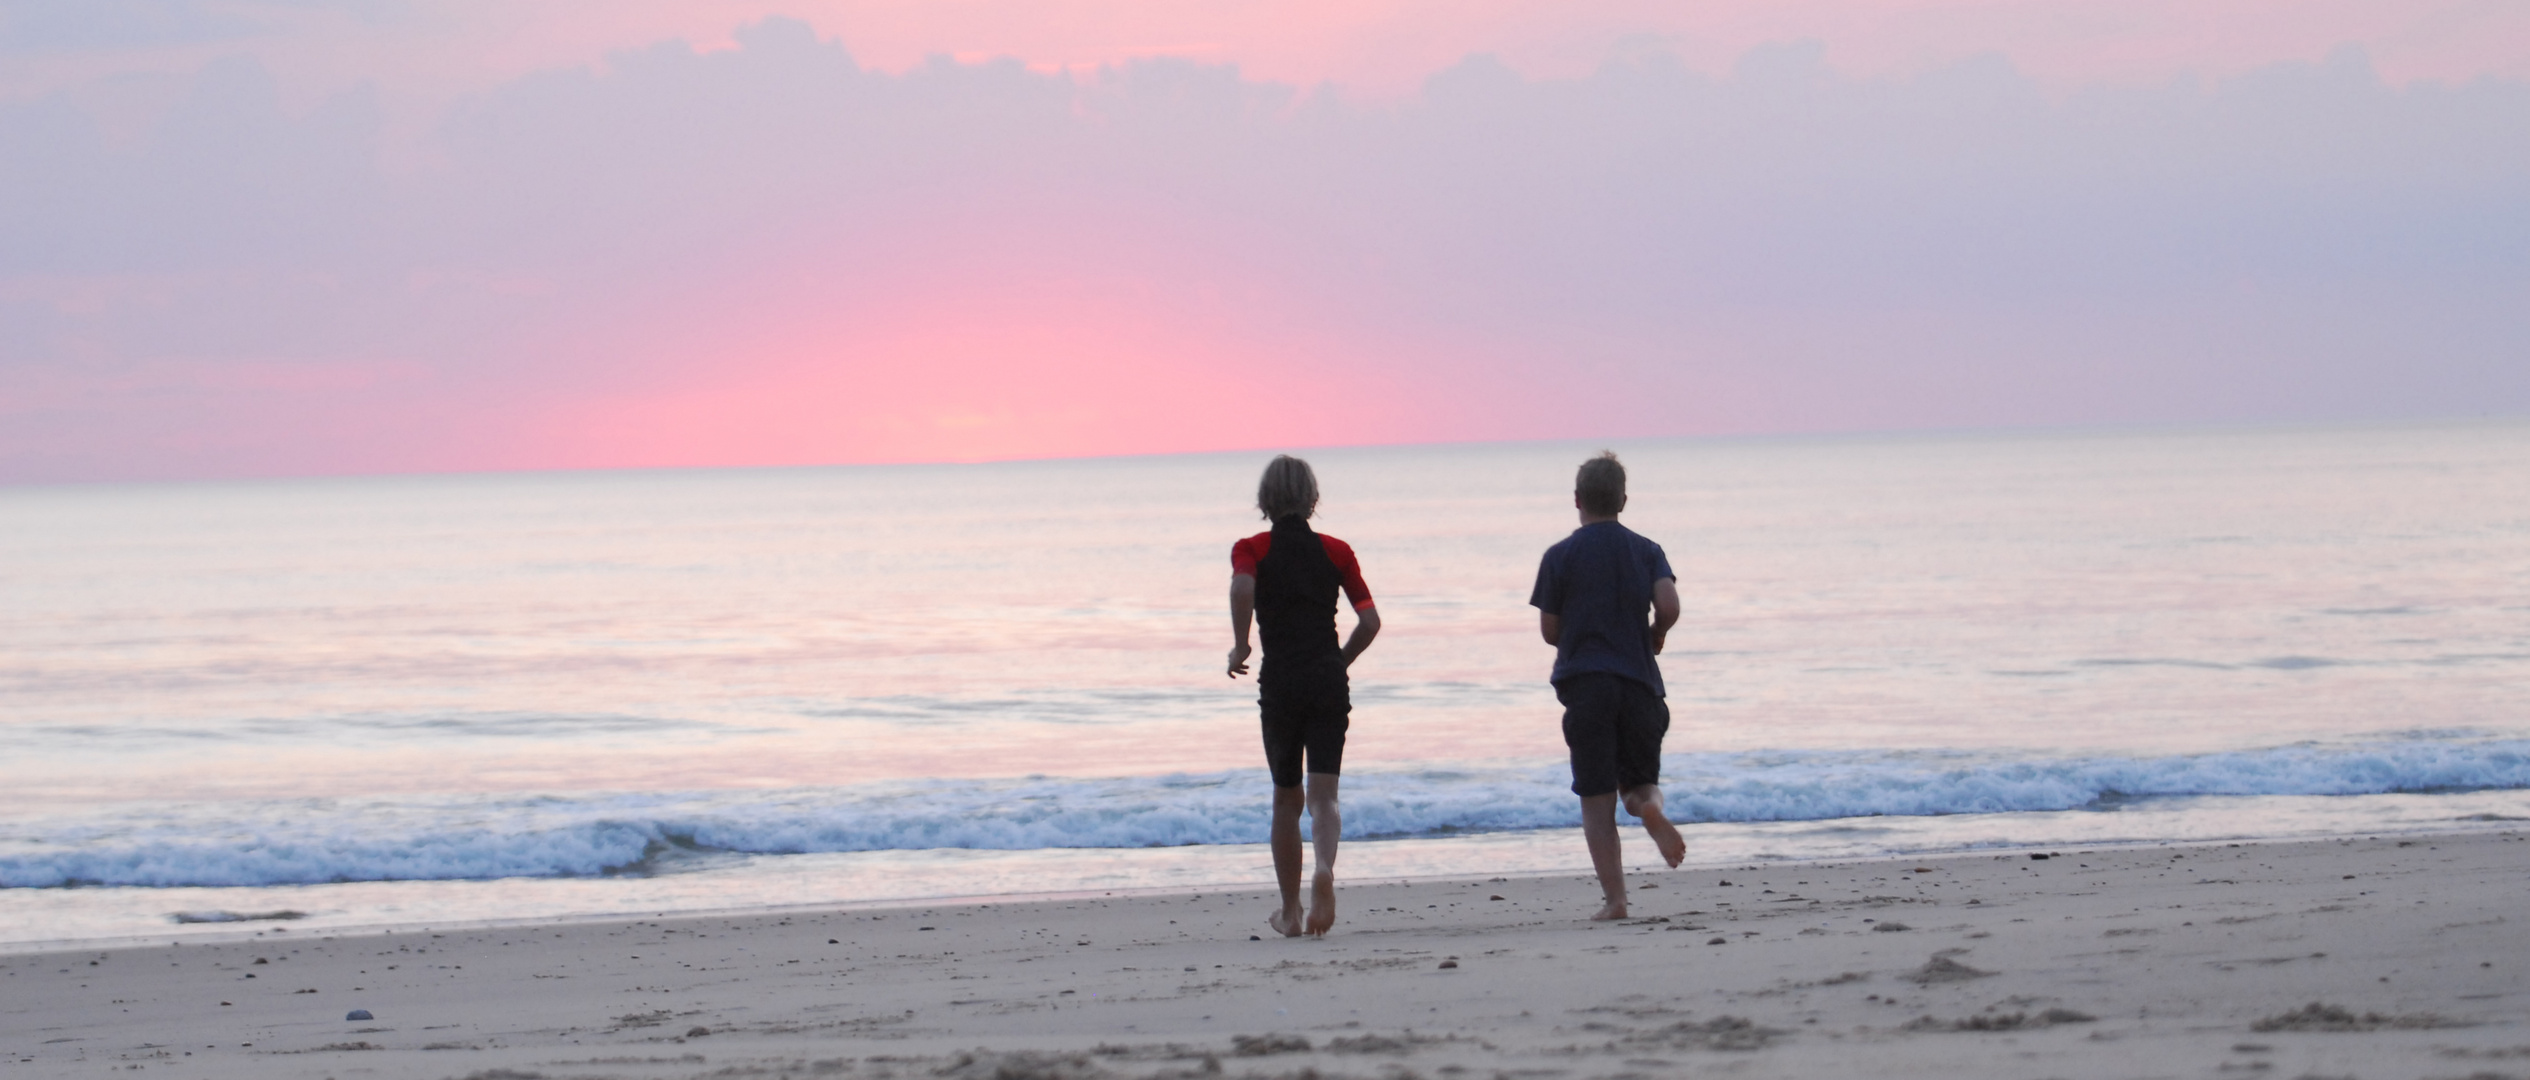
left=1256, top=455, right=1320, bottom=520
left=1576, top=451, right=1626, bottom=516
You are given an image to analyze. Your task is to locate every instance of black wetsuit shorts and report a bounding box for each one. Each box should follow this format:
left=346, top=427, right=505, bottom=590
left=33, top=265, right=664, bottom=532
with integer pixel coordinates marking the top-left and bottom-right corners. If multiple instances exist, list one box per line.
left=1261, top=654, right=1349, bottom=787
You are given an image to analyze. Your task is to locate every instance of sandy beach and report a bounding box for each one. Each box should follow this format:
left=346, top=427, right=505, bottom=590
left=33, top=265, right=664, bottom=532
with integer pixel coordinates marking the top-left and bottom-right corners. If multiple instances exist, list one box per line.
left=7, top=828, right=2526, bottom=1080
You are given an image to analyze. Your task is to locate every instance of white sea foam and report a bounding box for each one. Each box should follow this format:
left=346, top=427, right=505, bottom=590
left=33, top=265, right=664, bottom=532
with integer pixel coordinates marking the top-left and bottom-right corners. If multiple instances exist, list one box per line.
left=5, top=736, right=2524, bottom=889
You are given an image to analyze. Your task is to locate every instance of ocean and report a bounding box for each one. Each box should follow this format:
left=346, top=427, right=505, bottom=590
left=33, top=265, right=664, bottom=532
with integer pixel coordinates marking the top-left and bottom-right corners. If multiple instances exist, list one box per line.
left=4, top=421, right=2526, bottom=947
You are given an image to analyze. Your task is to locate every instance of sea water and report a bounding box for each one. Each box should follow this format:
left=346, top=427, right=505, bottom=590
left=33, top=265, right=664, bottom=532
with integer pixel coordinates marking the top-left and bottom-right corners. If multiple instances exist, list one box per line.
left=3, top=421, right=2526, bottom=946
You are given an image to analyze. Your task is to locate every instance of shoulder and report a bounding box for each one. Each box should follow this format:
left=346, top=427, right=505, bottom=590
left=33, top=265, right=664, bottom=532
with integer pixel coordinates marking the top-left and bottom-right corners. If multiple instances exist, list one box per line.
left=1317, top=534, right=1353, bottom=557
left=1230, top=531, right=1271, bottom=570
left=1537, top=533, right=1577, bottom=570
left=1622, top=527, right=1673, bottom=568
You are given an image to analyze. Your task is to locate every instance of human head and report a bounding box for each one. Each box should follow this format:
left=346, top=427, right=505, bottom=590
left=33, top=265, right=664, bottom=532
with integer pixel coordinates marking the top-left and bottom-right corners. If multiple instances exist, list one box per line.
left=1575, top=451, right=1627, bottom=518
left=1256, top=455, right=1320, bottom=520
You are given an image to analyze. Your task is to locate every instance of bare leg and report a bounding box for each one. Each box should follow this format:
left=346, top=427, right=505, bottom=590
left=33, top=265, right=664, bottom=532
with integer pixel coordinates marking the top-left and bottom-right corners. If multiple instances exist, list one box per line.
left=1623, top=784, right=1686, bottom=868
left=1304, top=772, right=1341, bottom=936
left=1581, top=792, right=1627, bottom=920
left=1268, top=783, right=1306, bottom=937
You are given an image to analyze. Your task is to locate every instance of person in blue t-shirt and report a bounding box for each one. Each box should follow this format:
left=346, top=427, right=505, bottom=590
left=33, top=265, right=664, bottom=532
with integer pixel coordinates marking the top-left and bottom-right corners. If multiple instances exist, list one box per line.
left=1529, top=451, right=1686, bottom=921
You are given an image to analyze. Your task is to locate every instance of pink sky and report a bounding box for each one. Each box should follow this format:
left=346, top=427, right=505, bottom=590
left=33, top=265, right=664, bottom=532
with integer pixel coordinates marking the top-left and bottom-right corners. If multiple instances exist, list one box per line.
left=1, top=1, right=2526, bottom=481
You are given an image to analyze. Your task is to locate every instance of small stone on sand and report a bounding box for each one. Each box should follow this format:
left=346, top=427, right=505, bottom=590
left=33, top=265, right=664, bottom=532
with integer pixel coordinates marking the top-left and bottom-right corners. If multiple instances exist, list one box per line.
left=1906, top=956, right=1994, bottom=984
left=345, top=1009, right=373, bottom=1021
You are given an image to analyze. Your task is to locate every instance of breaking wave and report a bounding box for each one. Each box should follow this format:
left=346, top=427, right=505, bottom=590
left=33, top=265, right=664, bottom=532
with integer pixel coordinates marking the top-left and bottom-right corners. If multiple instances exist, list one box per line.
left=4, top=735, right=2525, bottom=888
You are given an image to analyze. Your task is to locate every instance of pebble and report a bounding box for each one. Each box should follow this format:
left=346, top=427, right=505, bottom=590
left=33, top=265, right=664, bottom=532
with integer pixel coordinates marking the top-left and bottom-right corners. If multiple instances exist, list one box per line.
left=346, top=1009, right=373, bottom=1021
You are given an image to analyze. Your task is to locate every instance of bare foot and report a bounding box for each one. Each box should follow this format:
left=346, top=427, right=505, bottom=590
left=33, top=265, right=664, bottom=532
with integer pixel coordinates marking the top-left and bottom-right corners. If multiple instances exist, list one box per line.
left=1268, top=907, right=1304, bottom=938
left=1592, top=897, right=1629, bottom=921
left=1305, top=870, right=1336, bottom=936
left=1640, top=806, right=1687, bottom=868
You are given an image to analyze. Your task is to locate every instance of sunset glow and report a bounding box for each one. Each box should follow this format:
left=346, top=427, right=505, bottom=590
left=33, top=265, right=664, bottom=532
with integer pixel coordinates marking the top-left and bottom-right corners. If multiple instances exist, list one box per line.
left=2, top=1, right=2526, bottom=482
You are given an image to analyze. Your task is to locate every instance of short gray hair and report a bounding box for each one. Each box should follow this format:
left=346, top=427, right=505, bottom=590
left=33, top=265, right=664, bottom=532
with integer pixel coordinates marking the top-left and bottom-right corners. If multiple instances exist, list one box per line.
left=1256, top=455, right=1320, bottom=520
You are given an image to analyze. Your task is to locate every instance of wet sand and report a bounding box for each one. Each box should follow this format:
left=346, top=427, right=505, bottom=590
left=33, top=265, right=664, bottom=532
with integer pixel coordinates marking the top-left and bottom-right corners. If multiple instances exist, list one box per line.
left=7, top=829, right=2527, bottom=1079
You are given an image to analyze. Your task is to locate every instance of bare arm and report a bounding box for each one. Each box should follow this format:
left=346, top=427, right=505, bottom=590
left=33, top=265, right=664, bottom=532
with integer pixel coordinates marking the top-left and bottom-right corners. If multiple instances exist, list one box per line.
left=1227, top=574, right=1255, bottom=677
left=1342, top=604, right=1381, bottom=667
left=1539, top=611, right=1562, bottom=647
left=1650, top=577, right=1680, bottom=654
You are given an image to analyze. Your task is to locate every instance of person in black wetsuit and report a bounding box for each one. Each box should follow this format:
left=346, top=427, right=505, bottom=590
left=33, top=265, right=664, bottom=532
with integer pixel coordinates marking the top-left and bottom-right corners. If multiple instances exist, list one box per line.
left=1227, top=455, right=1381, bottom=937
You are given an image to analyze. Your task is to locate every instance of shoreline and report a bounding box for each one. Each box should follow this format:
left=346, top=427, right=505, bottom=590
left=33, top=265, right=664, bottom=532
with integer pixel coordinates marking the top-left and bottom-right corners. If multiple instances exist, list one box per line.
left=7, top=793, right=2529, bottom=955
left=6, top=829, right=2526, bottom=1078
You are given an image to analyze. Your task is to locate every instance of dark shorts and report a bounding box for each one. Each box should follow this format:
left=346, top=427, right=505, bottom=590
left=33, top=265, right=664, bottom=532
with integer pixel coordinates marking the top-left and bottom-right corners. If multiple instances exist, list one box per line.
left=1556, top=672, right=1668, bottom=797
left=1260, top=659, right=1350, bottom=788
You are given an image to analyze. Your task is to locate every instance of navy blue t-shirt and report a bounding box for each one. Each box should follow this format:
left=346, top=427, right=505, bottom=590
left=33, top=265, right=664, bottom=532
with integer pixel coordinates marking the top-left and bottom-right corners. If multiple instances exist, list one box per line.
left=1528, top=520, right=1675, bottom=696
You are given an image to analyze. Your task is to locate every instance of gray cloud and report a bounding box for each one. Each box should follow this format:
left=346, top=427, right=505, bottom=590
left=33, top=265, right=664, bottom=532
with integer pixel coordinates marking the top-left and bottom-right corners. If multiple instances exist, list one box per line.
left=1, top=0, right=264, bottom=53
left=0, top=0, right=403, bottom=54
